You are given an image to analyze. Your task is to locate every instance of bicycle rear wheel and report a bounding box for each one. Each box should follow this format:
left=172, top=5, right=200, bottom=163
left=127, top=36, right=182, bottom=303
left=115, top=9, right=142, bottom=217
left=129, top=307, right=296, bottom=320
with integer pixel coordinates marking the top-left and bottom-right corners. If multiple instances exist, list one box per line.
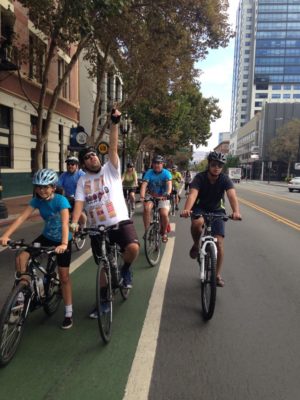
left=144, top=224, right=161, bottom=266
left=201, top=243, right=217, bottom=320
left=43, top=261, right=62, bottom=316
left=96, top=262, right=112, bottom=343
left=0, top=282, right=30, bottom=367
left=116, top=249, right=130, bottom=300
left=171, top=196, right=175, bottom=216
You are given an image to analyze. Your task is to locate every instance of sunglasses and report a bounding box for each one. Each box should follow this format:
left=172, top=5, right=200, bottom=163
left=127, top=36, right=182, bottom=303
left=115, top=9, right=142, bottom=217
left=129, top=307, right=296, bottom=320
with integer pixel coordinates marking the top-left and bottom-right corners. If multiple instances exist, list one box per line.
left=67, top=162, right=77, bottom=166
left=35, top=185, right=51, bottom=189
left=84, top=152, right=97, bottom=161
left=210, top=161, right=223, bottom=168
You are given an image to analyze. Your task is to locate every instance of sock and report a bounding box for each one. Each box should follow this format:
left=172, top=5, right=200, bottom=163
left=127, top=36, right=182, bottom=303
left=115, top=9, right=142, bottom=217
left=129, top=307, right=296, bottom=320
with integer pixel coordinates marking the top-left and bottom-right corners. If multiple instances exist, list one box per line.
left=65, top=304, right=73, bottom=318
left=122, top=262, right=131, bottom=272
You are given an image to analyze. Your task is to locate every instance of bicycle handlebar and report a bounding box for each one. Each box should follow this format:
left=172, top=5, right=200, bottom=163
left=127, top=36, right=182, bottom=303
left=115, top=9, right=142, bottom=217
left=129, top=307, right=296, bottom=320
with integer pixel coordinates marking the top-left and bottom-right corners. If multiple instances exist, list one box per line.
left=180, top=212, right=242, bottom=221
left=7, top=240, right=57, bottom=253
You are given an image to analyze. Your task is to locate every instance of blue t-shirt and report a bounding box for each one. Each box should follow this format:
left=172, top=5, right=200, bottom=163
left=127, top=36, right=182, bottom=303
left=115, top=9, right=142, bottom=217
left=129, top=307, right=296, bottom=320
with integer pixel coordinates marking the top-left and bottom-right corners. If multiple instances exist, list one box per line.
left=143, top=168, right=172, bottom=196
left=58, top=170, right=85, bottom=197
left=30, top=194, right=72, bottom=242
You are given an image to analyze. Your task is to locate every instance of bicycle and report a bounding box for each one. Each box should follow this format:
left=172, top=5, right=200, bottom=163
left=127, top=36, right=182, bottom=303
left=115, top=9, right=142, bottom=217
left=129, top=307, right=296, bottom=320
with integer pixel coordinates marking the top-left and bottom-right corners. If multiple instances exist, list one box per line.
left=78, top=223, right=129, bottom=344
left=192, top=212, right=229, bottom=321
left=170, top=188, right=176, bottom=216
left=67, top=196, right=86, bottom=251
left=144, top=197, right=164, bottom=267
left=123, top=187, right=136, bottom=218
left=0, top=241, right=62, bottom=367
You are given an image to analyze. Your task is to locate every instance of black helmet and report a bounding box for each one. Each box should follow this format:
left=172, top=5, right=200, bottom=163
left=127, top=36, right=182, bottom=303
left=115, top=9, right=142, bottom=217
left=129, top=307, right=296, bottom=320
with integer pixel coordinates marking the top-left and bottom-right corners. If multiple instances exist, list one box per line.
left=78, top=146, right=98, bottom=164
left=152, top=155, right=164, bottom=163
left=127, top=162, right=134, bottom=168
left=65, top=156, right=79, bottom=164
left=207, top=151, right=226, bottom=164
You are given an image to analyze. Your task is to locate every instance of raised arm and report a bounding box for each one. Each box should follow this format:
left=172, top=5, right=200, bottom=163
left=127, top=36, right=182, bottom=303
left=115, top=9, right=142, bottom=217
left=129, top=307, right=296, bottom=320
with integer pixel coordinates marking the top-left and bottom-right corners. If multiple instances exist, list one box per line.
left=108, top=109, right=122, bottom=169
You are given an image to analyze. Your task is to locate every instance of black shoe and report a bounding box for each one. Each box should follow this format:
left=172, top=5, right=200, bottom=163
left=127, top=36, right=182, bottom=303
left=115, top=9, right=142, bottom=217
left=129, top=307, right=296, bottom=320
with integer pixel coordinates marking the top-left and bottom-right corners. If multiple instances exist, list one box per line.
left=61, top=316, right=73, bottom=329
left=175, top=205, right=179, bottom=211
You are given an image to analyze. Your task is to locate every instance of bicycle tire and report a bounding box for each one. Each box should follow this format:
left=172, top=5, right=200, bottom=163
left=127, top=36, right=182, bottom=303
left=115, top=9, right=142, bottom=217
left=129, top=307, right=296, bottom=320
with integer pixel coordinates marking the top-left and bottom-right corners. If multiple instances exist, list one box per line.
left=43, top=262, right=62, bottom=316
left=74, top=232, right=86, bottom=251
left=0, top=282, right=30, bottom=367
left=127, top=198, right=133, bottom=218
left=116, top=249, right=129, bottom=300
left=201, top=243, right=217, bottom=320
left=171, top=196, right=175, bottom=216
left=144, top=224, right=161, bottom=267
left=96, top=261, right=112, bottom=343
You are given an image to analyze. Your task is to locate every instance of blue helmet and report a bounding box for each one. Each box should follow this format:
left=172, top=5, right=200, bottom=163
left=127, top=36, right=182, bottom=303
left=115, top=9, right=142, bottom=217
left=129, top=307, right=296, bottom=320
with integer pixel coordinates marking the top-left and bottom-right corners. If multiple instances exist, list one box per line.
left=32, top=169, right=58, bottom=186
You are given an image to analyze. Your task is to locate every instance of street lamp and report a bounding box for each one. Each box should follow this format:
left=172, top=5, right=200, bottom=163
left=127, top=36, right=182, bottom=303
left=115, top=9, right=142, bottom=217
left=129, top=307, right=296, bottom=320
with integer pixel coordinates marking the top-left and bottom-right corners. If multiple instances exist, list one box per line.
left=120, top=113, right=130, bottom=174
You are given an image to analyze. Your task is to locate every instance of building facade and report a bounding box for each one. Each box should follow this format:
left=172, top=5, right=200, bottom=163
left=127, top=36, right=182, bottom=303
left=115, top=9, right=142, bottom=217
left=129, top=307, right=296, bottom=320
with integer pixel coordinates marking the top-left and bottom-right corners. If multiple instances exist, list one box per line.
left=231, top=0, right=300, bottom=132
left=0, top=0, right=80, bottom=197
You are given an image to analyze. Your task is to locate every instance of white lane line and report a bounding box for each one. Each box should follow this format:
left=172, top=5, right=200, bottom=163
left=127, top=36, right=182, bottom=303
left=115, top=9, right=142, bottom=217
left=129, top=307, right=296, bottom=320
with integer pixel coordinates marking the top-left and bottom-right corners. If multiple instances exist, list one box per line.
left=69, top=249, right=92, bottom=274
left=123, top=223, right=176, bottom=400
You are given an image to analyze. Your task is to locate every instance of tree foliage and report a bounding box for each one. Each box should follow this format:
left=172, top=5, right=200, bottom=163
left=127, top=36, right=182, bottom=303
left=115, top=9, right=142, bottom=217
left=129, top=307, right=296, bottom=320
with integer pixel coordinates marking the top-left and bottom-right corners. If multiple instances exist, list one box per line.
left=269, top=119, right=300, bottom=176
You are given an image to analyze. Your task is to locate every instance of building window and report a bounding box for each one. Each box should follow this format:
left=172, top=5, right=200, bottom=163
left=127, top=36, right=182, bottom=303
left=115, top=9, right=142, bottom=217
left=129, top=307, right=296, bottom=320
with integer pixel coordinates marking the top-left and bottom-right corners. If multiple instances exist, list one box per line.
left=29, top=33, right=46, bottom=83
left=272, top=94, right=281, bottom=99
left=58, top=58, right=70, bottom=99
left=255, top=101, right=262, bottom=107
left=293, top=94, right=300, bottom=98
left=255, top=93, right=268, bottom=99
left=283, top=85, right=291, bottom=90
left=294, top=85, right=300, bottom=90
left=272, top=84, right=281, bottom=90
left=0, top=105, right=12, bottom=168
left=283, top=94, right=291, bottom=98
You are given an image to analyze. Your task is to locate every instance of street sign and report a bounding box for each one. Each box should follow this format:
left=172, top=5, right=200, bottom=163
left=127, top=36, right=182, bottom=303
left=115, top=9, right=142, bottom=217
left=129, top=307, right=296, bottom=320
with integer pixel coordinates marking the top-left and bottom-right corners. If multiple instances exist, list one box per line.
left=294, top=163, right=300, bottom=170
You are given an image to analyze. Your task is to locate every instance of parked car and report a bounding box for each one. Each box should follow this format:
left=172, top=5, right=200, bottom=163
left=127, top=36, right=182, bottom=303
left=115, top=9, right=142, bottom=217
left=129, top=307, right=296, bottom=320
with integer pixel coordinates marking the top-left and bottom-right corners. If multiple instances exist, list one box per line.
left=288, top=176, right=300, bottom=192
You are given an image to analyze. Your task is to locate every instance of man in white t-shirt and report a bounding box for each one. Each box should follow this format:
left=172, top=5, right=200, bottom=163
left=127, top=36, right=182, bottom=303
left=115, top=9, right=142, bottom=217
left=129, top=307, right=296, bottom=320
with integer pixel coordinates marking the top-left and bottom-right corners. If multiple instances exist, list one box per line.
left=71, top=109, right=140, bottom=318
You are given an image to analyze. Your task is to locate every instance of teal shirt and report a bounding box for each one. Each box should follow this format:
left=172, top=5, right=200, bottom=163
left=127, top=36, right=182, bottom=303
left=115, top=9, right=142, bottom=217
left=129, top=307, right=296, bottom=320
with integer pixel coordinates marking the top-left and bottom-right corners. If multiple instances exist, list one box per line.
left=30, top=194, right=71, bottom=242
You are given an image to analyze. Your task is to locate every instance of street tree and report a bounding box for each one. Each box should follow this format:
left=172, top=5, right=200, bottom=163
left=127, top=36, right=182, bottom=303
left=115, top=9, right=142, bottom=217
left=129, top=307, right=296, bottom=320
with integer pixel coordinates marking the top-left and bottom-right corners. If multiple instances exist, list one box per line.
left=15, top=0, right=126, bottom=170
left=269, top=119, right=300, bottom=177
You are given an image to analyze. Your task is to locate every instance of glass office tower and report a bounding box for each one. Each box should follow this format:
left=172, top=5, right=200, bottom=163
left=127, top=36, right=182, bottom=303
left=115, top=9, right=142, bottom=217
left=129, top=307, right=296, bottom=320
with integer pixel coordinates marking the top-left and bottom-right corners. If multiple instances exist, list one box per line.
left=231, top=0, right=300, bottom=132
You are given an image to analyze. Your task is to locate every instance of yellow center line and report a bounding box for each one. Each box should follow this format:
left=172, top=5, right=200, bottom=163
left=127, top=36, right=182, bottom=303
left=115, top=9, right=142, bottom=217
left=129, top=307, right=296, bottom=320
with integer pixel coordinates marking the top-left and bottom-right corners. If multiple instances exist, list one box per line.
left=238, top=196, right=300, bottom=232
left=238, top=186, right=300, bottom=205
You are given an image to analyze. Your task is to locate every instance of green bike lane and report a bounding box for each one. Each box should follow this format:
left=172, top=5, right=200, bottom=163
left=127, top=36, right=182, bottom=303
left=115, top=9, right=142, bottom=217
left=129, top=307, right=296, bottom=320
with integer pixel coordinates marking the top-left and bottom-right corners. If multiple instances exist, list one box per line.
left=0, top=208, right=170, bottom=400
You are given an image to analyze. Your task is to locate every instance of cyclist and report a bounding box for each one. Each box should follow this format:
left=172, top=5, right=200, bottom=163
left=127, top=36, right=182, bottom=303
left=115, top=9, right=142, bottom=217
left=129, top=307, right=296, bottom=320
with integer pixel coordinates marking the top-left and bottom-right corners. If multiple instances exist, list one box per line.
left=180, top=151, right=241, bottom=287
left=0, top=169, right=74, bottom=329
left=171, top=165, right=182, bottom=211
left=57, top=156, right=87, bottom=227
left=70, top=109, right=140, bottom=318
left=184, top=169, right=192, bottom=195
left=122, top=162, right=138, bottom=211
left=140, top=155, right=172, bottom=243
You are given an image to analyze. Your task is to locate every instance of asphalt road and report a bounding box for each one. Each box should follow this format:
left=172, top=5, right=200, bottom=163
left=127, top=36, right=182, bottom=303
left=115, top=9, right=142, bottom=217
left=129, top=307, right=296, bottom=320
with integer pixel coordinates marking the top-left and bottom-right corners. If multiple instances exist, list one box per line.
left=0, top=182, right=300, bottom=400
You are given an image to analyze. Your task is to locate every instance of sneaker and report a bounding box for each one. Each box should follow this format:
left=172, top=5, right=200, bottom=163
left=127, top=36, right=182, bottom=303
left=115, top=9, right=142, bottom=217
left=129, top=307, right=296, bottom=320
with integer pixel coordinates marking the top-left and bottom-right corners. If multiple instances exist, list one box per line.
left=162, top=234, right=168, bottom=243
left=189, top=244, right=199, bottom=259
left=175, top=205, right=179, bottom=211
left=121, top=269, right=133, bottom=289
left=89, top=303, right=110, bottom=319
left=89, top=308, right=98, bottom=319
left=61, top=316, right=73, bottom=329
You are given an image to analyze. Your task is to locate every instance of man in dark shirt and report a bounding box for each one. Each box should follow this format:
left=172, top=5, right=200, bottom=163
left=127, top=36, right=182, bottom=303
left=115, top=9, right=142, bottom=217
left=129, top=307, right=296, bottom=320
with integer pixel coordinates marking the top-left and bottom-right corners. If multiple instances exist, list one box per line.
left=181, top=152, right=241, bottom=287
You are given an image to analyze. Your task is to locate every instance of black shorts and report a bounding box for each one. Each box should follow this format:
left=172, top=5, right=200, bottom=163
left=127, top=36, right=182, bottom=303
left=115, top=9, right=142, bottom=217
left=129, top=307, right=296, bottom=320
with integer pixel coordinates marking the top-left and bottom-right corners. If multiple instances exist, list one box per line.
left=123, top=188, right=136, bottom=197
left=191, top=209, right=226, bottom=237
left=33, top=235, right=72, bottom=267
left=184, top=182, right=190, bottom=191
left=90, top=220, right=140, bottom=265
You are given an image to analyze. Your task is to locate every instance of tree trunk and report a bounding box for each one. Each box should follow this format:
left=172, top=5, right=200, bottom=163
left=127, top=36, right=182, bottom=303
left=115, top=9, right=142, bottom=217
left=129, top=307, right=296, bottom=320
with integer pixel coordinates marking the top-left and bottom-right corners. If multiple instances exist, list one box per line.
left=90, top=42, right=110, bottom=145
left=34, top=34, right=91, bottom=170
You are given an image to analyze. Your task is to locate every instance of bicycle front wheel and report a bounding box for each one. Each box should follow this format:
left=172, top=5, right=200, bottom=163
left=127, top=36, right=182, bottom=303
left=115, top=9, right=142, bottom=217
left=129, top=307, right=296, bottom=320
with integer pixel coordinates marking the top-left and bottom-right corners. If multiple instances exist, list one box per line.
left=96, top=262, right=112, bottom=343
left=0, top=282, right=30, bottom=367
left=43, top=263, right=62, bottom=316
left=144, top=224, right=161, bottom=267
left=201, top=243, right=217, bottom=320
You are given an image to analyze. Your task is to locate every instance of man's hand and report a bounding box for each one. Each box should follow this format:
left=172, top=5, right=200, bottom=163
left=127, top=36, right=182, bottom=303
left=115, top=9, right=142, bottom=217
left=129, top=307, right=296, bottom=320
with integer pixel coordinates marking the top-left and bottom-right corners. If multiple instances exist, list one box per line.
left=180, top=209, right=192, bottom=218
left=0, top=236, right=10, bottom=246
left=231, top=212, right=242, bottom=221
left=111, top=108, right=121, bottom=125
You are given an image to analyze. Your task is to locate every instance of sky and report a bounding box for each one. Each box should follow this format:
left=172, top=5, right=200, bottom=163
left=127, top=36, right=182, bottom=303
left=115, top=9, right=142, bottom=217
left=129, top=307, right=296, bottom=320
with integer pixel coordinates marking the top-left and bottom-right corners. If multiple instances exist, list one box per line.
left=196, top=0, right=240, bottom=152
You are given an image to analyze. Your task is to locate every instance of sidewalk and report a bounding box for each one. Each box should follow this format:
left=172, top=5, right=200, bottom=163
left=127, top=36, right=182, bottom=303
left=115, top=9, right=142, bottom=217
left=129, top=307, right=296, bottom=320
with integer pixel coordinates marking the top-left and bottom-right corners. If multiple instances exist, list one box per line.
left=0, top=195, right=41, bottom=228
left=243, top=179, right=288, bottom=188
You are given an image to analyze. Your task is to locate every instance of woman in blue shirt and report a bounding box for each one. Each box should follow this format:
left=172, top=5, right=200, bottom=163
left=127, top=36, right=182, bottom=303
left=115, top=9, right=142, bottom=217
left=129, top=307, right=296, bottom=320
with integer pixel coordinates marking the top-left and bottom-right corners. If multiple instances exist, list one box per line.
left=0, top=169, right=73, bottom=330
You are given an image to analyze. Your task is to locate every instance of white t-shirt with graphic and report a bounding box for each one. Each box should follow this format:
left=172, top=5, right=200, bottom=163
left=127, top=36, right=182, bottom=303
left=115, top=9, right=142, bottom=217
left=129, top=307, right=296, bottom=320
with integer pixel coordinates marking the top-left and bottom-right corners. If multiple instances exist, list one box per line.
left=75, top=160, right=129, bottom=227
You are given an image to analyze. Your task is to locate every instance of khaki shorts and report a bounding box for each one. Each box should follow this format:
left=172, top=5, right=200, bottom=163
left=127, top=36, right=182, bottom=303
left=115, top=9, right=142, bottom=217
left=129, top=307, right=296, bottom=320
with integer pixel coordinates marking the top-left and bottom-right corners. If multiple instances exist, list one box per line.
left=157, top=199, right=170, bottom=210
